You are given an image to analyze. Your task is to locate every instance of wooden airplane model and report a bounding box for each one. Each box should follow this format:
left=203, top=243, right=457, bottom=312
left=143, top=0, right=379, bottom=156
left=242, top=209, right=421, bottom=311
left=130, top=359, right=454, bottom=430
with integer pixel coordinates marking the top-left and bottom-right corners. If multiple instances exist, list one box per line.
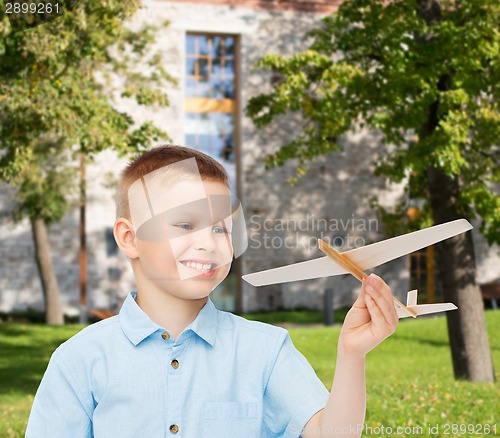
left=242, top=219, right=472, bottom=318
left=394, top=289, right=457, bottom=318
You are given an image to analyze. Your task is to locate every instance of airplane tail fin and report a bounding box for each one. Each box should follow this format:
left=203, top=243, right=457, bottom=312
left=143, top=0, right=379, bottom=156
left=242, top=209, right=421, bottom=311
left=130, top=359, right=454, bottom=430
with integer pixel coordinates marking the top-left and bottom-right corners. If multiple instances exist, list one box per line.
left=395, top=290, right=458, bottom=318
left=407, top=290, right=418, bottom=306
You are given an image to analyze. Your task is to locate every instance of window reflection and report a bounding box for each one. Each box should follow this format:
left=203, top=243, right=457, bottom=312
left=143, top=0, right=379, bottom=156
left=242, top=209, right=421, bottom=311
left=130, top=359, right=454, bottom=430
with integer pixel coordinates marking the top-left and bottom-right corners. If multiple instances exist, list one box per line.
left=186, top=35, right=196, bottom=55
left=185, top=112, right=235, bottom=165
left=185, top=35, right=236, bottom=99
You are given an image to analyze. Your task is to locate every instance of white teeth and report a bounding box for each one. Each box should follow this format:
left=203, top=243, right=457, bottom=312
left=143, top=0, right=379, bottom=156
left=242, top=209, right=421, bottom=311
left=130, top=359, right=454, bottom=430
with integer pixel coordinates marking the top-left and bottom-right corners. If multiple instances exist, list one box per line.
left=183, top=261, right=214, bottom=272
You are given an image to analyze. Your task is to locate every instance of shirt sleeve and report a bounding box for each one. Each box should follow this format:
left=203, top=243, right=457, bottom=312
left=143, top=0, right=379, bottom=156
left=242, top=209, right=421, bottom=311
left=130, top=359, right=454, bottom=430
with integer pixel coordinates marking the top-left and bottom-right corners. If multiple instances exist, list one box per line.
left=25, top=348, right=94, bottom=438
left=262, top=330, right=330, bottom=438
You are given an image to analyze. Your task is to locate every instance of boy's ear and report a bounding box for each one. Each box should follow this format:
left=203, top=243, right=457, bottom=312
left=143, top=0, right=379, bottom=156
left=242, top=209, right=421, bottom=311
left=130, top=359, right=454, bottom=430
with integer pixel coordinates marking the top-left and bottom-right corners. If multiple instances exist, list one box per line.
left=113, top=218, right=139, bottom=259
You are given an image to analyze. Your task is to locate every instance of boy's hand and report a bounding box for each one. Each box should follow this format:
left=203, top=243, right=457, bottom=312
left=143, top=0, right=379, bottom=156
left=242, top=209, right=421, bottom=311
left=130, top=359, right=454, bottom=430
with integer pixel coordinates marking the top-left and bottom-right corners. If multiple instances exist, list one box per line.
left=338, top=274, right=398, bottom=357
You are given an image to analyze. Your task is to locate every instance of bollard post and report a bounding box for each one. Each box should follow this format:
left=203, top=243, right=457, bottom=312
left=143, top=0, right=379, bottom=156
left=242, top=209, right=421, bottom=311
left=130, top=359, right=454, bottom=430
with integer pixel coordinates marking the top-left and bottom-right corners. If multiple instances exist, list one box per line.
left=324, top=288, right=334, bottom=326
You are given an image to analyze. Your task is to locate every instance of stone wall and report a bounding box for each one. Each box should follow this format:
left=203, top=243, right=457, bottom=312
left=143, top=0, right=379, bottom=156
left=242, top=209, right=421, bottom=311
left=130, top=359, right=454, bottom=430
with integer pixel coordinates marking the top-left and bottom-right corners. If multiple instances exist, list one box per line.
left=0, top=150, right=137, bottom=315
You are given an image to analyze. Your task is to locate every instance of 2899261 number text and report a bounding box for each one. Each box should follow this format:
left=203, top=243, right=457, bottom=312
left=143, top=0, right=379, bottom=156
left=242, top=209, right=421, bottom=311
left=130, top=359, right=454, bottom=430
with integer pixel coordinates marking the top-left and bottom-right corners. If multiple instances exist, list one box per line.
left=5, top=2, right=61, bottom=14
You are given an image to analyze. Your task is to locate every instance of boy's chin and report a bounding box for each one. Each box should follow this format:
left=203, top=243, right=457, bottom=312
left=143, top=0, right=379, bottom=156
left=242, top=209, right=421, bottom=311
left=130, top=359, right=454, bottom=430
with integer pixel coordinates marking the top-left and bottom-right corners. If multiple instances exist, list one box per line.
left=156, top=278, right=223, bottom=300
left=173, top=286, right=217, bottom=301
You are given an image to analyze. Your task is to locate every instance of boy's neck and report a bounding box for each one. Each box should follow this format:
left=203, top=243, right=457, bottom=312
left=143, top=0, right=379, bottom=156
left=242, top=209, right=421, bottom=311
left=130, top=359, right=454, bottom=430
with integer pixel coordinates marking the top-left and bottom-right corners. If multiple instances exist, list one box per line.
left=135, top=288, right=208, bottom=340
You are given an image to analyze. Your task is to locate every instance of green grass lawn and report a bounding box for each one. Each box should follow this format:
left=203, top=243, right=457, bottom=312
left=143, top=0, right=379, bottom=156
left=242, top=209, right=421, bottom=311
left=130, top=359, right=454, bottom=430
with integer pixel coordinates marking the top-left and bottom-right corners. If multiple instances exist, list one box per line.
left=1, top=312, right=498, bottom=437
left=290, top=312, right=500, bottom=437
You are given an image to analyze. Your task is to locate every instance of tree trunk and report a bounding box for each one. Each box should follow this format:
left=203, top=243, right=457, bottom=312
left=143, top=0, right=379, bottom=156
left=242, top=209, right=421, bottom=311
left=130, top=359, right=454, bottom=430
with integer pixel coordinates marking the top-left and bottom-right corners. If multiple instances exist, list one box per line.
left=416, top=0, right=494, bottom=383
left=79, top=153, right=88, bottom=324
left=426, top=167, right=495, bottom=382
left=30, top=217, right=64, bottom=325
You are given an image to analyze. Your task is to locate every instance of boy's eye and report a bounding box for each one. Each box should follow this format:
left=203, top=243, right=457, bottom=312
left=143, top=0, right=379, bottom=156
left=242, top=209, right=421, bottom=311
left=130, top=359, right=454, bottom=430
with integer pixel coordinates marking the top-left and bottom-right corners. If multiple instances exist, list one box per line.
left=173, top=223, right=230, bottom=234
left=176, top=223, right=193, bottom=231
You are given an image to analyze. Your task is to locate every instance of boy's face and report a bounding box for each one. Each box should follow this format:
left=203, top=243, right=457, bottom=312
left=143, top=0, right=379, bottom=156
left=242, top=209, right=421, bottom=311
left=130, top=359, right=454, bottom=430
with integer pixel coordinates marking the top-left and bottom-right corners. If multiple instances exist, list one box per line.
left=133, top=179, right=233, bottom=300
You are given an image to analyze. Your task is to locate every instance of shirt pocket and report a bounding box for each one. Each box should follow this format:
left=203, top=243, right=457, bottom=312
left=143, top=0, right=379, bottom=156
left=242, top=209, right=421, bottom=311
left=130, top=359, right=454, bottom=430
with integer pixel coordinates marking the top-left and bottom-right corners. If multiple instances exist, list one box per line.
left=201, top=401, right=261, bottom=438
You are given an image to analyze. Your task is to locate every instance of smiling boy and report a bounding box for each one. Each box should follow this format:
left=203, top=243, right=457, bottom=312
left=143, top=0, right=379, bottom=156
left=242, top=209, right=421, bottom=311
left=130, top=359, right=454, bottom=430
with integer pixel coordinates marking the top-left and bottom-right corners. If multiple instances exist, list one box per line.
left=26, top=145, right=398, bottom=438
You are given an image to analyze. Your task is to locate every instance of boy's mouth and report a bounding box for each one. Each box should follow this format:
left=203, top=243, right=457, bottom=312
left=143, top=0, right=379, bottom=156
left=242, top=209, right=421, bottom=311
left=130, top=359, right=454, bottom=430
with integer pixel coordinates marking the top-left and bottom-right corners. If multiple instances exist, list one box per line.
left=179, top=260, right=218, bottom=278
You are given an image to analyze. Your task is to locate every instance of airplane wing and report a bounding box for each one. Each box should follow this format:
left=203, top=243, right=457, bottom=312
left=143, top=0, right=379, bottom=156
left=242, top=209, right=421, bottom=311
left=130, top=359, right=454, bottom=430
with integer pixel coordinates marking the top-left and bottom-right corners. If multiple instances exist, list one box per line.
left=241, top=257, right=349, bottom=287
left=396, top=303, right=458, bottom=318
left=242, top=219, right=472, bottom=286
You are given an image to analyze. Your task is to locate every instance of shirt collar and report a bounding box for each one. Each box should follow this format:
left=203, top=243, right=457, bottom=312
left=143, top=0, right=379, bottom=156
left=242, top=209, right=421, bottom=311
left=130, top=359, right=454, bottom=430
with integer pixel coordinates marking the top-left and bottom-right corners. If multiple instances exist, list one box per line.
left=119, top=291, right=218, bottom=347
left=186, top=297, right=218, bottom=347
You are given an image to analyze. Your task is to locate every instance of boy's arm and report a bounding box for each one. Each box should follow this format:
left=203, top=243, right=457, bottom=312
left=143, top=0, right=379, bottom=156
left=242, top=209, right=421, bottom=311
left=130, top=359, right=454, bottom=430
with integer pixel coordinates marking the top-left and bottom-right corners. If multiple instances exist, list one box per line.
left=302, top=274, right=398, bottom=438
left=25, top=349, right=93, bottom=438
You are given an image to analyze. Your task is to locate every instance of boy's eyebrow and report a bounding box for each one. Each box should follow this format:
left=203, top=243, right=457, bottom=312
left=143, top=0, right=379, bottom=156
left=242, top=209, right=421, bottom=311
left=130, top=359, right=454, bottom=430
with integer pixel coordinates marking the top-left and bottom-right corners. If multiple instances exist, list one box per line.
left=163, top=196, right=233, bottom=227
left=165, top=207, right=206, bottom=222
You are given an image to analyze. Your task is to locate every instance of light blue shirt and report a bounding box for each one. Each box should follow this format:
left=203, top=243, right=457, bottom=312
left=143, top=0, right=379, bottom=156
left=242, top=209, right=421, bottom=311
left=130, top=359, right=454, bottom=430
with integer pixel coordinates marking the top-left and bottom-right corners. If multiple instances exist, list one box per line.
left=26, top=292, right=329, bottom=438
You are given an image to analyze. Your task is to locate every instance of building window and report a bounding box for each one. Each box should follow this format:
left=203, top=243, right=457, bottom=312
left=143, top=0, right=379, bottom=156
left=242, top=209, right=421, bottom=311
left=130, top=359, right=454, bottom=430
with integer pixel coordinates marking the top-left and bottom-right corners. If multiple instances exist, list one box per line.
left=185, top=34, right=236, bottom=171
left=185, top=35, right=235, bottom=98
left=406, top=170, right=443, bottom=304
left=409, top=246, right=443, bottom=303
left=184, top=33, right=239, bottom=311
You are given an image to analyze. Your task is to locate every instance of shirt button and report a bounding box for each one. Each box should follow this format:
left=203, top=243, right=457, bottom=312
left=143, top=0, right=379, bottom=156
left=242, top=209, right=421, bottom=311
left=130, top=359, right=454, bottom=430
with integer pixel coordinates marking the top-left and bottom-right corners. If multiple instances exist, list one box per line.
left=161, top=332, right=170, bottom=340
left=171, top=359, right=179, bottom=369
left=169, top=424, right=179, bottom=434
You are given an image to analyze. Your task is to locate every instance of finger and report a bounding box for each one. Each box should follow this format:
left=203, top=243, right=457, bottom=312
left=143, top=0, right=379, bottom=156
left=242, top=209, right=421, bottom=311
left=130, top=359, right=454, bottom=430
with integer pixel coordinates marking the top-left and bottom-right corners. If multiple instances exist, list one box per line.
left=368, top=274, right=399, bottom=325
left=366, top=284, right=398, bottom=330
left=353, top=278, right=367, bottom=309
left=364, top=292, right=390, bottom=338
left=368, top=274, right=394, bottom=309
left=365, top=275, right=398, bottom=330
left=366, top=293, right=397, bottom=340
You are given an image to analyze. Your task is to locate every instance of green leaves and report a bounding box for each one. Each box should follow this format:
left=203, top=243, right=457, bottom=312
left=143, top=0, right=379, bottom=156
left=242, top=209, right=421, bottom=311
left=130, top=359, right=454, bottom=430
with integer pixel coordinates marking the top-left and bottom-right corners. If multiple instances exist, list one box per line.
left=247, top=0, right=500, bottom=245
left=0, top=0, right=172, bottom=224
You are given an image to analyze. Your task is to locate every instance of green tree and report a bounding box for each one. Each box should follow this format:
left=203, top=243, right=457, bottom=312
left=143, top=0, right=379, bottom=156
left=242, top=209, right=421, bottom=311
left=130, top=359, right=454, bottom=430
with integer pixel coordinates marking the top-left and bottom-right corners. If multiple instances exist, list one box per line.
left=0, top=0, right=173, bottom=324
left=247, top=0, right=499, bottom=382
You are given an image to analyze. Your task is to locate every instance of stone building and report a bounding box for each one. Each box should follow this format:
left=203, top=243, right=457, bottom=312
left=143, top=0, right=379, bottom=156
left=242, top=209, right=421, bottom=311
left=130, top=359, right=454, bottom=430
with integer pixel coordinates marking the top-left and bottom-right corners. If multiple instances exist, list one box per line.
left=0, top=0, right=498, bottom=317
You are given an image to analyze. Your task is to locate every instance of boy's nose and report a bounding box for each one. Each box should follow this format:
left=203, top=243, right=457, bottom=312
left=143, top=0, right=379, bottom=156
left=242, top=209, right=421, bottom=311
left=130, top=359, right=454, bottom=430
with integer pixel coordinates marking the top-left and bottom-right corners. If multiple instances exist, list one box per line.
left=194, top=226, right=217, bottom=252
